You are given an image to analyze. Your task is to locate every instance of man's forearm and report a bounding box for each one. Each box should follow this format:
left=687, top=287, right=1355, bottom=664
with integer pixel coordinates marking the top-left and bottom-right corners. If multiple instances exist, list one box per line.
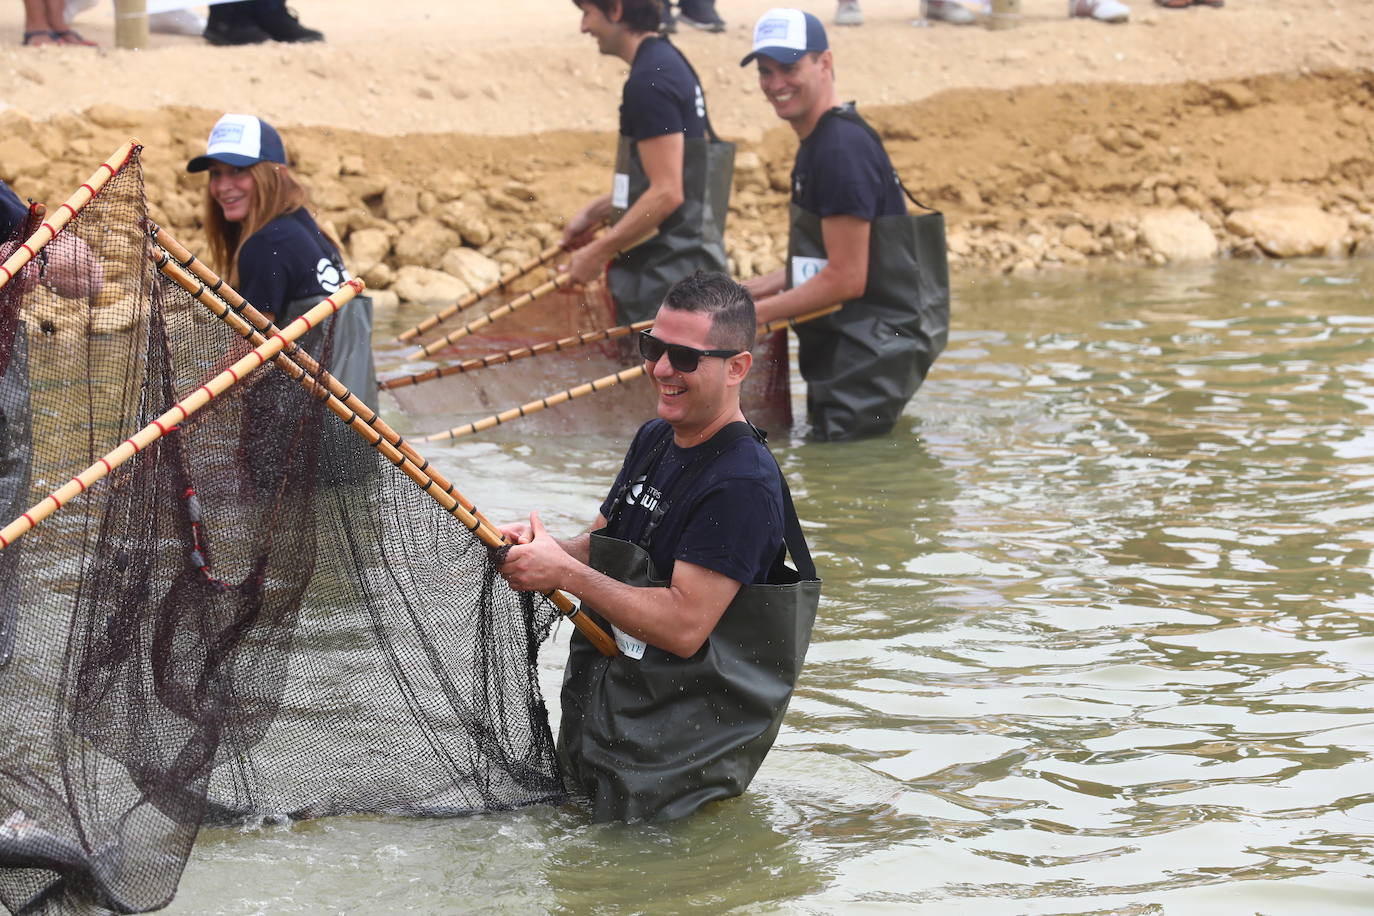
left=557, top=559, right=732, bottom=659
left=557, top=530, right=592, bottom=566
left=743, top=267, right=786, bottom=302
left=755, top=262, right=863, bottom=324
left=585, top=182, right=678, bottom=264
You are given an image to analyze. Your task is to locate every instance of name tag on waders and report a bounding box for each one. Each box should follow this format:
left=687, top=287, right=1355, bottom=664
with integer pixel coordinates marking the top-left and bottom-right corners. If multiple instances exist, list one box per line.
left=612, top=173, right=630, bottom=210
left=791, top=256, right=827, bottom=288
left=611, top=624, right=646, bottom=659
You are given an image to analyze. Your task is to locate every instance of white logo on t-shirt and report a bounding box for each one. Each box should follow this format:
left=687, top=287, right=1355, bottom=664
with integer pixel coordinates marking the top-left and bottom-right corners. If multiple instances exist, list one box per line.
left=694, top=84, right=706, bottom=120
left=624, top=476, right=660, bottom=512
left=315, top=257, right=350, bottom=293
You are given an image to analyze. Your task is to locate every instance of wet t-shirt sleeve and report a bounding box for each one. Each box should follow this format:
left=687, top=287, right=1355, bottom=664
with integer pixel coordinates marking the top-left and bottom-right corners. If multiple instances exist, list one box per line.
left=600, top=426, right=786, bottom=586
left=236, top=210, right=349, bottom=319
left=619, top=38, right=707, bottom=142
left=792, top=114, right=907, bottom=221
left=673, top=470, right=784, bottom=586
left=600, top=421, right=665, bottom=523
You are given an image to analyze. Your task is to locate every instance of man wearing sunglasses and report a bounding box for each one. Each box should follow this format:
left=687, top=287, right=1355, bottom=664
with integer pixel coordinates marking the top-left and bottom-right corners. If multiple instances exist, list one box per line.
left=739, top=9, right=950, bottom=441
left=500, top=272, right=818, bottom=822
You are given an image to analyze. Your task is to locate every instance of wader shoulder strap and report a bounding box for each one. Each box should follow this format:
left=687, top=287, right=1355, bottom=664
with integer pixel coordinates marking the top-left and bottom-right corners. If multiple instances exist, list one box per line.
left=660, top=36, right=722, bottom=144
left=636, top=421, right=816, bottom=580
left=636, top=421, right=756, bottom=547
left=823, top=105, right=938, bottom=215
left=773, top=470, right=816, bottom=581
left=606, top=421, right=676, bottom=534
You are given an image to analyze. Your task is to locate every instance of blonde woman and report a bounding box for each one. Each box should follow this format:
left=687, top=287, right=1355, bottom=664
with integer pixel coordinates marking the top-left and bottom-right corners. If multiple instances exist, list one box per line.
left=188, top=113, right=375, bottom=408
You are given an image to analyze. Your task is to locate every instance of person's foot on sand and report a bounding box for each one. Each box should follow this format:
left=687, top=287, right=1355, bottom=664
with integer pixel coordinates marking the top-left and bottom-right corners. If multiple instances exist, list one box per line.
left=928, top=0, right=978, bottom=25
left=25, top=0, right=97, bottom=47
left=204, top=15, right=270, bottom=45
left=151, top=9, right=207, bottom=36
left=1070, top=0, right=1130, bottom=21
left=256, top=5, right=324, bottom=42
left=678, top=0, right=726, bottom=32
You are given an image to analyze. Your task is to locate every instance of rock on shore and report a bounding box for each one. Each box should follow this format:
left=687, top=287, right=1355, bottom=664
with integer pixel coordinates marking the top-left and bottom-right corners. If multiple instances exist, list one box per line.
left=2, top=71, right=1371, bottom=313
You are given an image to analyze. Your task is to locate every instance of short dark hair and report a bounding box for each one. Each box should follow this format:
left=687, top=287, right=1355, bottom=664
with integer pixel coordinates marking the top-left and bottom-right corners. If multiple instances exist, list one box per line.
left=572, top=0, right=663, bottom=34
left=660, top=271, right=757, bottom=352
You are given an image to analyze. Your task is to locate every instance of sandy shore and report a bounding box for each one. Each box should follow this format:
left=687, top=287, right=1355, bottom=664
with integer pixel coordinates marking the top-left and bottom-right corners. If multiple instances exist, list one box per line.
left=3, top=1, right=1372, bottom=137
left=2, top=0, right=1373, bottom=285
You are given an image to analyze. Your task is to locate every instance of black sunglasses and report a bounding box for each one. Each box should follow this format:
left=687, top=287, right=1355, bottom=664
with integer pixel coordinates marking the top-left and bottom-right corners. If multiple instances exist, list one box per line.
left=638, top=331, right=741, bottom=373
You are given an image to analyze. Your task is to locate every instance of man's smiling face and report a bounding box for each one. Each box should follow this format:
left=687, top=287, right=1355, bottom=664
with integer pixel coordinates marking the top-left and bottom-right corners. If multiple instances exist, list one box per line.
left=756, top=51, right=830, bottom=125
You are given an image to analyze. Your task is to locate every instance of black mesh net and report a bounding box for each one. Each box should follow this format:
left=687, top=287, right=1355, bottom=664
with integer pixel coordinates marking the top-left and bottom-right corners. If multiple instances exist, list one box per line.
left=0, top=149, right=563, bottom=914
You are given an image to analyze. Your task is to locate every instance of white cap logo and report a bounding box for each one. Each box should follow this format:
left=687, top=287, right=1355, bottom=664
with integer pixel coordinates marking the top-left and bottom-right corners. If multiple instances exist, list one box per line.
left=206, top=114, right=263, bottom=162
left=754, top=11, right=803, bottom=48
left=741, top=8, right=826, bottom=67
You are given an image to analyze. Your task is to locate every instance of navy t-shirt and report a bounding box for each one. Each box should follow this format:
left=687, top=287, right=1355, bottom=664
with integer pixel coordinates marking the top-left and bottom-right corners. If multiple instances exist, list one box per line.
left=599, top=419, right=784, bottom=585
left=619, top=37, right=707, bottom=142
left=237, top=208, right=351, bottom=320
left=0, top=181, right=28, bottom=241
left=792, top=105, right=907, bottom=221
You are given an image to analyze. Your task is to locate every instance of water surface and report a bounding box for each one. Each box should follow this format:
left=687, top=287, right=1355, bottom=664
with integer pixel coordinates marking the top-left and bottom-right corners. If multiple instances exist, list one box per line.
left=169, top=258, right=1374, bottom=914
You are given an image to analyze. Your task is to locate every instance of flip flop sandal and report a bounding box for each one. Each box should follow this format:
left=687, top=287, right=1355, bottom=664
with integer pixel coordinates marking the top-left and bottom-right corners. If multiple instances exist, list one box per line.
left=1155, top=0, right=1194, bottom=7
left=53, top=30, right=97, bottom=46
left=22, top=30, right=57, bottom=46
left=1194, top=0, right=1224, bottom=6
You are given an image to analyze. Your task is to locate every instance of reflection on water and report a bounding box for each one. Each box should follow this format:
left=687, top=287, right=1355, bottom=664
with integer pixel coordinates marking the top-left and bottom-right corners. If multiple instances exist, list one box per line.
left=169, top=259, right=1374, bottom=913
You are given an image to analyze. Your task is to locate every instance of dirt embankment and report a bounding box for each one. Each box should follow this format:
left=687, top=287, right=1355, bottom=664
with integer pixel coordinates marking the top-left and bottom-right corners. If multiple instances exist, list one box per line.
left=2, top=69, right=1373, bottom=309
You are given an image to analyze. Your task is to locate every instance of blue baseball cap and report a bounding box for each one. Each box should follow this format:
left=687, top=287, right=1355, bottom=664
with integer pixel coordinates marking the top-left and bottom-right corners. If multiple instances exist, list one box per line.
left=186, top=113, right=288, bottom=173
left=740, top=8, right=828, bottom=67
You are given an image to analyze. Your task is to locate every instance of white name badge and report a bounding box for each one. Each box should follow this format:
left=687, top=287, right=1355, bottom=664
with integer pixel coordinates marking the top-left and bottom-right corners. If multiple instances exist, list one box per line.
left=611, top=173, right=630, bottom=210
left=791, top=256, right=828, bottom=288
left=612, top=624, right=646, bottom=659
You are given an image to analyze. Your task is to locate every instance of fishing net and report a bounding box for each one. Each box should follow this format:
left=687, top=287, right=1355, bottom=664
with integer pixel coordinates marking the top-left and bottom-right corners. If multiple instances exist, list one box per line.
left=0, top=149, right=563, bottom=914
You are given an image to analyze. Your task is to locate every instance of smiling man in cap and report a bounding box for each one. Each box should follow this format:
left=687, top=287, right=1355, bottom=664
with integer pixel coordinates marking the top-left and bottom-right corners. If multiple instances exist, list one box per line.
left=741, top=8, right=948, bottom=441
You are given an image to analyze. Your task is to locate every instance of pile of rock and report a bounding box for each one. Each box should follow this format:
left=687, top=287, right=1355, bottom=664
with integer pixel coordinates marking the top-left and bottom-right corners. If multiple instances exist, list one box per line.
left=3, top=69, right=1372, bottom=319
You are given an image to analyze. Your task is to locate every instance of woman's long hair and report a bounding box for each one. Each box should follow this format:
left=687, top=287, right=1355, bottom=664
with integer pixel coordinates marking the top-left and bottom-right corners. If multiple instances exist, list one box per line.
left=203, top=160, right=309, bottom=288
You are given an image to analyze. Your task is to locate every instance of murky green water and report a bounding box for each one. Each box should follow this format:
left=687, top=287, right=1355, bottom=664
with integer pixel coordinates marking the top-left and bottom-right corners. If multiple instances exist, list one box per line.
left=167, top=259, right=1374, bottom=914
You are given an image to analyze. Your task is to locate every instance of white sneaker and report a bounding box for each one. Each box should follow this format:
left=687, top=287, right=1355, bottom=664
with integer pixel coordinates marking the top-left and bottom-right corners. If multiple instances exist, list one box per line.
left=1069, top=0, right=1130, bottom=22
left=835, top=1, right=864, bottom=26
left=150, top=9, right=207, bottom=36
left=928, top=1, right=978, bottom=25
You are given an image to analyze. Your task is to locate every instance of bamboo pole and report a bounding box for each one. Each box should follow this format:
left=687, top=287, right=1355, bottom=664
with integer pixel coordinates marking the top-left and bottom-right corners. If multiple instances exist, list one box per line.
left=424, top=366, right=647, bottom=443
left=153, top=225, right=493, bottom=531
left=405, top=274, right=572, bottom=360
left=113, top=0, right=148, bottom=49
left=0, top=282, right=363, bottom=550
left=393, top=241, right=565, bottom=345
left=151, top=228, right=619, bottom=657
left=404, top=229, right=655, bottom=360
left=422, top=304, right=844, bottom=443
left=0, top=140, right=139, bottom=293
left=987, top=0, right=1022, bottom=30
left=380, top=319, right=654, bottom=392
